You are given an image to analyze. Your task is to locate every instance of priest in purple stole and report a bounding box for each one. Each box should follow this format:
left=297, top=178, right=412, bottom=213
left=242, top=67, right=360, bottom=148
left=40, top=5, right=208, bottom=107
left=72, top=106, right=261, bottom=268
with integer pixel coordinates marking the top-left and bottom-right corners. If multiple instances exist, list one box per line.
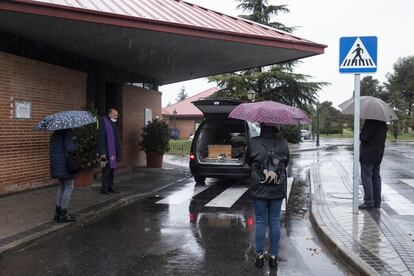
left=98, top=108, right=121, bottom=194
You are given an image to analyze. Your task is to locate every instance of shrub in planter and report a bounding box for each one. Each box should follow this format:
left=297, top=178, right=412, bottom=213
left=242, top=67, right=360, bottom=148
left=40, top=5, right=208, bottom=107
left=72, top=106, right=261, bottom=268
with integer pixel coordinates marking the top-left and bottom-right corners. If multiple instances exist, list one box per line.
left=140, top=118, right=170, bottom=168
left=73, top=104, right=100, bottom=186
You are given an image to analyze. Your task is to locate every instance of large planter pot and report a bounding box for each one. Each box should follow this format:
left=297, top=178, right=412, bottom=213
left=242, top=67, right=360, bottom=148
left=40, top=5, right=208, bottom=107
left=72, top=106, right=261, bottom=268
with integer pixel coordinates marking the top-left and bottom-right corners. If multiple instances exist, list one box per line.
left=146, top=152, right=164, bottom=168
left=75, top=167, right=97, bottom=187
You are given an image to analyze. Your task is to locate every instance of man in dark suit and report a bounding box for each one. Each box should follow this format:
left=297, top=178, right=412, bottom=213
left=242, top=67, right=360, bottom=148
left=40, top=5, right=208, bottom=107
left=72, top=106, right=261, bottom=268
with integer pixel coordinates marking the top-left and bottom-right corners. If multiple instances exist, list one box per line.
left=98, top=108, right=121, bottom=195
left=359, top=119, right=388, bottom=209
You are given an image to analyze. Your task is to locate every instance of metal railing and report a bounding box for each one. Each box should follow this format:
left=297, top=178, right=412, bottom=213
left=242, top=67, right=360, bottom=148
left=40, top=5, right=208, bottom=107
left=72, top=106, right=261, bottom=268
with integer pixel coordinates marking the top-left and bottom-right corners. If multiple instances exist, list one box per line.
left=168, top=140, right=192, bottom=157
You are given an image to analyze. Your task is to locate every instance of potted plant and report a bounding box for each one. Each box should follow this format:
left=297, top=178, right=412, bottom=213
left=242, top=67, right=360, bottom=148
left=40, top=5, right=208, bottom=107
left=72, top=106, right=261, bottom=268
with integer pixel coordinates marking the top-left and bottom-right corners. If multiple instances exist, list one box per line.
left=140, top=118, right=170, bottom=168
left=73, top=104, right=100, bottom=186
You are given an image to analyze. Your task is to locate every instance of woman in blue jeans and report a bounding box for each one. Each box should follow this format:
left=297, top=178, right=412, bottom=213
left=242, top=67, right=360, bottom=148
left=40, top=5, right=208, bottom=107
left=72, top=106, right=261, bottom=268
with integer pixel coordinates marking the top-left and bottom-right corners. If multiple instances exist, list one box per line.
left=246, top=124, right=290, bottom=269
left=50, top=129, right=77, bottom=223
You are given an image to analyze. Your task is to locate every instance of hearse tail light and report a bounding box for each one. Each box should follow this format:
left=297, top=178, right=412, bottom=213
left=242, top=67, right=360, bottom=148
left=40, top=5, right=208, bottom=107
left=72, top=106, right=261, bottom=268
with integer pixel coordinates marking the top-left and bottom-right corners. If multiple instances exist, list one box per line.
left=190, top=153, right=196, bottom=161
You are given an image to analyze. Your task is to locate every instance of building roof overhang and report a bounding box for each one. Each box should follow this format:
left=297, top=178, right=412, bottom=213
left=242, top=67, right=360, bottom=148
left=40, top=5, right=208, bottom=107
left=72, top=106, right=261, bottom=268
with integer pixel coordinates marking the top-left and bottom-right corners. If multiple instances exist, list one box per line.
left=0, top=0, right=326, bottom=85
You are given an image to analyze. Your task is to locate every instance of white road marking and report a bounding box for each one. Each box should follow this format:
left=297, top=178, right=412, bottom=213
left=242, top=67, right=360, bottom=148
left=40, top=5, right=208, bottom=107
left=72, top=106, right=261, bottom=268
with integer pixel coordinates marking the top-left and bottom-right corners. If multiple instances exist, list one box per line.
left=400, top=179, right=414, bottom=189
left=205, top=187, right=248, bottom=208
left=282, top=177, right=294, bottom=211
left=382, top=182, right=414, bottom=215
left=156, top=185, right=209, bottom=205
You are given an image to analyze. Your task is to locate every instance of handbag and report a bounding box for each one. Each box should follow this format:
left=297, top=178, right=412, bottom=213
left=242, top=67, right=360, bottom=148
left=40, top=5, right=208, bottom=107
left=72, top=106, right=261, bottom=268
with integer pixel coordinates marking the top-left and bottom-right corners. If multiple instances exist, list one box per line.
left=66, top=151, right=82, bottom=173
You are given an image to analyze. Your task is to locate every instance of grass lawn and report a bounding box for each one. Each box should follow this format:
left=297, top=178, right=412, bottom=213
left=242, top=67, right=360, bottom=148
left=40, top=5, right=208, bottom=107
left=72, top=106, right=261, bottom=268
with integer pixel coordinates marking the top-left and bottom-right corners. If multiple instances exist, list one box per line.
left=320, top=128, right=354, bottom=139
left=320, top=129, right=414, bottom=141
left=387, top=131, right=414, bottom=141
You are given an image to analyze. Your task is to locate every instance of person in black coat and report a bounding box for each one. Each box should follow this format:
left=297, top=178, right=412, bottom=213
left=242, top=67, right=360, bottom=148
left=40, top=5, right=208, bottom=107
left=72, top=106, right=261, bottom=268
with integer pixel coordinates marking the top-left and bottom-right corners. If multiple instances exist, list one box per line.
left=359, top=119, right=388, bottom=209
left=50, top=129, right=76, bottom=223
left=98, top=108, right=121, bottom=195
left=245, top=124, right=290, bottom=269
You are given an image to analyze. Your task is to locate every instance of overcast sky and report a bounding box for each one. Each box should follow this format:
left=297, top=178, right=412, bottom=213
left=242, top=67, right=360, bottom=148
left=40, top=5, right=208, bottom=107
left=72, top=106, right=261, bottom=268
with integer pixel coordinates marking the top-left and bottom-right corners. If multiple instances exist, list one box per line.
left=160, top=0, right=414, bottom=108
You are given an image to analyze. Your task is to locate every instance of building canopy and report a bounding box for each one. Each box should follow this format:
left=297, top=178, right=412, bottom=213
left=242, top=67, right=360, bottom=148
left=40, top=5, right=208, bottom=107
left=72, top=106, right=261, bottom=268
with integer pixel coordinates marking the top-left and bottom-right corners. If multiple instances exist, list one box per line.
left=0, top=0, right=326, bottom=85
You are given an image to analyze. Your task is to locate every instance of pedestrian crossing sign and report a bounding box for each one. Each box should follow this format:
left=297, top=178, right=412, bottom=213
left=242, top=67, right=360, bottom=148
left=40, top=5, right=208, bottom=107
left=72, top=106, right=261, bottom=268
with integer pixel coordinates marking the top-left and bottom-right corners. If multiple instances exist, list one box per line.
left=339, top=36, right=377, bottom=73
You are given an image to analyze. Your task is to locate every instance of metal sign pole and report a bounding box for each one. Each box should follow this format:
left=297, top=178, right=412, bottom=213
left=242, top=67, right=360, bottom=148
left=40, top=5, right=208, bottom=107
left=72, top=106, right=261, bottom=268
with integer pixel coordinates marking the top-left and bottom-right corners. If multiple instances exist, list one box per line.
left=353, top=74, right=361, bottom=214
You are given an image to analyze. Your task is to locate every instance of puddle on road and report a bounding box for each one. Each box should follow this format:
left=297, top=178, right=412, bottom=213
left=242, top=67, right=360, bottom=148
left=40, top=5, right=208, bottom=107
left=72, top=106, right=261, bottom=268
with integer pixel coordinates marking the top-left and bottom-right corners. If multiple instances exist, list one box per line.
left=286, top=177, right=349, bottom=275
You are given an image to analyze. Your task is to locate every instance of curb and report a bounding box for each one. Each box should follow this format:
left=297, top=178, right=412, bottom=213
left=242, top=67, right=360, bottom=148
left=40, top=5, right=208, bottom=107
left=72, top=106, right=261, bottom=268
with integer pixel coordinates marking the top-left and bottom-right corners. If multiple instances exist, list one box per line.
left=0, top=176, right=190, bottom=257
left=290, top=146, right=328, bottom=153
left=307, top=169, right=379, bottom=276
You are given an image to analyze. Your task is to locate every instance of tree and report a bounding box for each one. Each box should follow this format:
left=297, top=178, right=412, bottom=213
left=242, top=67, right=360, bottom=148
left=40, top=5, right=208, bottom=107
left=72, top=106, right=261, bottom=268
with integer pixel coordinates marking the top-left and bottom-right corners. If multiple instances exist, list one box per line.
left=385, top=56, right=414, bottom=132
left=175, top=85, right=188, bottom=102
left=237, top=0, right=294, bottom=32
left=318, top=101, right=342, bottom=134
left=391, top=121, right=400, bottom=139
left=360, top=76, right=387, bottom=101
left=208, top=0, right=327, bottom=113
left=210, top=66, right=327, bottom=111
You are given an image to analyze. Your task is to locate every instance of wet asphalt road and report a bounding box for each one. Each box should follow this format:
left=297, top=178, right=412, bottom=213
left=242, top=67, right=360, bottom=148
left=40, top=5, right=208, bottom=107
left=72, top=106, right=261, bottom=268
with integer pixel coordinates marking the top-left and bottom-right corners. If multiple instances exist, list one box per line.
left=6, top=138, right=414, bottom=275
left=0, top=142, right=353, bottom=276
left=0, top=181, right=349, bottom=275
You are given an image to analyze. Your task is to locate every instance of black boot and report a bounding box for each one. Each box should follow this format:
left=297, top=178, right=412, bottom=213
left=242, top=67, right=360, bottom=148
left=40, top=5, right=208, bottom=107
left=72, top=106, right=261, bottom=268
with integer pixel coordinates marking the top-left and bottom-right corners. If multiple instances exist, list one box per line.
left=54, top=205, right=61, bottom=221
left=254, top=253, right=265, bottom=268
left=358, top=202, right=374, bottom=209
left=58, top=209, right=76, bottom=223
left=269, top=256, right=278, bottom=269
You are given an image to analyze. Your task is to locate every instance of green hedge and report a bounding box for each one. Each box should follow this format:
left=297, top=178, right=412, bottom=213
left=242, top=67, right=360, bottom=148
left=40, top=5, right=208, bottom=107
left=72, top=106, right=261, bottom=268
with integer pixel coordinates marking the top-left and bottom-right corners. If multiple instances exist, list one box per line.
left=168, top=140, right=192, bottom=156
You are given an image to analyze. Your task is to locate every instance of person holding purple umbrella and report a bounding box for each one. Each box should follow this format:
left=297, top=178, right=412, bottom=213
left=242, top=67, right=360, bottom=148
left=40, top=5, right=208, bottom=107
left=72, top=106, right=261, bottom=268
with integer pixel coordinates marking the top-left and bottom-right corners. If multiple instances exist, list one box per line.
left=229, top=100, right=307, bottom=269
left=246, top=123, right=290, bottom=269
left=98, top=108, right=121, bottom=195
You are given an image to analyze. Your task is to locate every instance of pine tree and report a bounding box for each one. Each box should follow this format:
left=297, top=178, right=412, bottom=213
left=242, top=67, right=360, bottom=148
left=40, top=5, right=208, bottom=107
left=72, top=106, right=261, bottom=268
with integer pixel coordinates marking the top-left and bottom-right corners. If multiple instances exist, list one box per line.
left=385, top=56, right=414, bottom=133
left=209, top=0, right=327, bottom=112
left=175, top=86, right=188, bottom=102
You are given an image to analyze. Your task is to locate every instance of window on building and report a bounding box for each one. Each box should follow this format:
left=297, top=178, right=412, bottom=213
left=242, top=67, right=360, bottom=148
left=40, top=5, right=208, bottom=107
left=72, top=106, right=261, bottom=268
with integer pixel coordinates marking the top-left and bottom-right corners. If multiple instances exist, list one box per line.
left=145, top=108, right=152, bottom=124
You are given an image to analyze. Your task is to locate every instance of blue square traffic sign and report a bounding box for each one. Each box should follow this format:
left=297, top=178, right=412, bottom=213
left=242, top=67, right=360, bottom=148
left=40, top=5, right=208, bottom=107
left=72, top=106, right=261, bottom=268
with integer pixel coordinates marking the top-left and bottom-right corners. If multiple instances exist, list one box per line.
left=339, top=36, right=377, bottom=73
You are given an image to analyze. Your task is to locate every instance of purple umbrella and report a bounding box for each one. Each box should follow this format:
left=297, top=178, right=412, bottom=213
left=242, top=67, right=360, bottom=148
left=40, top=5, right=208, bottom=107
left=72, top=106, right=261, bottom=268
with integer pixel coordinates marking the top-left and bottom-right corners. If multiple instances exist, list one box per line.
left=228, top=101, right=310, bottom=125
left=291, top=106, right=311, bottom=124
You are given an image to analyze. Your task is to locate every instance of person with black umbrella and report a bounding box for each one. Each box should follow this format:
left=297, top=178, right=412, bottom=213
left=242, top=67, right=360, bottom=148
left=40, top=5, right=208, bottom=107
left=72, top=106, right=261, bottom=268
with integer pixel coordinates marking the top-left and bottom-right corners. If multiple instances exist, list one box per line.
left=36, top=110, right=97, bottom=223
left=359, top=119, right=388, bottom=209
left=49, top=129, right=77, bottom=222
left=338, top=96, right=398, bottom=210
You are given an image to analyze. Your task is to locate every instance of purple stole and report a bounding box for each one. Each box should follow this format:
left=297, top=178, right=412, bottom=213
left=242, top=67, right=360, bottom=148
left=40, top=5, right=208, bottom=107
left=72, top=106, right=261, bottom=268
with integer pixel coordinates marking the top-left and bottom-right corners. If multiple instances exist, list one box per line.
left=103, top=117, right=117, bottom=169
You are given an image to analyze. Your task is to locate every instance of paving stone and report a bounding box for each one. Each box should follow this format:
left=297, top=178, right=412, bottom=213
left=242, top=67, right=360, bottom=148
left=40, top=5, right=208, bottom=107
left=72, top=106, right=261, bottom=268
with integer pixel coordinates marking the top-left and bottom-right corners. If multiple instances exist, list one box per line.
left=311, top=160, right=414, bottom=275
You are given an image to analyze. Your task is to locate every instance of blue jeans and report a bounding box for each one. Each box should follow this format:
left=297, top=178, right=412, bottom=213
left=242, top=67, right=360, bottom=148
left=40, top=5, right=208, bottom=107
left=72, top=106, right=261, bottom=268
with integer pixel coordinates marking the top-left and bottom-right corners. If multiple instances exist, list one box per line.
left=361, top=163, right=382, bottom=207
left=253, top=199, right=283, bottom=256
left=56, top=178, right=74, bottom=209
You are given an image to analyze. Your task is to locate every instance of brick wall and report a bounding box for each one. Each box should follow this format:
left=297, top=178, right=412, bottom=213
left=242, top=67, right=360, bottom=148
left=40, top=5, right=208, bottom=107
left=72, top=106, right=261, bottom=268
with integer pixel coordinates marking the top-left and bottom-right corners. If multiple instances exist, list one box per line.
left=175, top=119, right=196, bottom=139
left=0, top=52, right=87, bottom=194
left=121, top=84, right=161, bottom=167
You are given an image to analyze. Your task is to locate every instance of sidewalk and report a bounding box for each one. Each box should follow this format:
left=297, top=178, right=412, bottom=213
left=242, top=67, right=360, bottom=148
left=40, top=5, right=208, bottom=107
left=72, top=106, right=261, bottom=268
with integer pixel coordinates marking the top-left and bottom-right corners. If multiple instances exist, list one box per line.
left=310, top=160, right=414, bottom=275
left=0, top=164, right=191, bottom=256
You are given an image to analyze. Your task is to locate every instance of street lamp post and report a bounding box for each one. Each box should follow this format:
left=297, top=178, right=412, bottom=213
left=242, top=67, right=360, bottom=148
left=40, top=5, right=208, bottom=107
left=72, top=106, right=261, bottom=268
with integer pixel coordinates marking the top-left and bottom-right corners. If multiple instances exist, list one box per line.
left=294, top=117, right=301, bottom=142
left=316, top=102, right=320, bottom=147
left=172, top=109, right=177, bottom=139
left=247, top=88, right=256, bottom=102
left=173, top=109, right=177, bottom=128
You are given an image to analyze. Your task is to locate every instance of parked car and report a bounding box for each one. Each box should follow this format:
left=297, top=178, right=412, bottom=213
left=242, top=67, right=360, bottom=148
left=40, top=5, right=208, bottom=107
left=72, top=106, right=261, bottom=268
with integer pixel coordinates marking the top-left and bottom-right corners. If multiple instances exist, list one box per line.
left=189, top=99, right=260, bottom=183
left=301, top=129, right=311, bottom=140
